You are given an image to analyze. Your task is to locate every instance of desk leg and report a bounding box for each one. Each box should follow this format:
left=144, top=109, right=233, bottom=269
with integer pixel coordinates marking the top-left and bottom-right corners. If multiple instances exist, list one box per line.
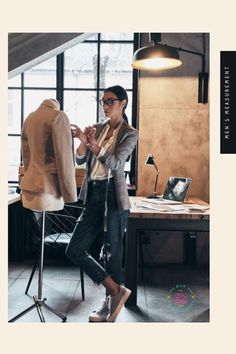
left=184, top=232, right=197, bottom=265
left=125, top=219, right=138, bottom=307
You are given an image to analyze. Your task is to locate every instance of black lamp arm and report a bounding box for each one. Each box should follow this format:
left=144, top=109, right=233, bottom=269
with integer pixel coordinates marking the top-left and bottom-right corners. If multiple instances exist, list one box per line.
left=149, top=33, right=208, bottom=103
left=163, top=43, right=208, bottom=103
left=161, top=44, right=205, bottom=72
left=177, top=47, right=205, bottom=73
left=150, top=33, right=207, bottom=73
left=153, top=173, right=159, bottom=195
left=150, top=33, right=162, bottom=43
left=152, top=159, right=159, bottom=174
left=176, top=47, right=204, bottom=58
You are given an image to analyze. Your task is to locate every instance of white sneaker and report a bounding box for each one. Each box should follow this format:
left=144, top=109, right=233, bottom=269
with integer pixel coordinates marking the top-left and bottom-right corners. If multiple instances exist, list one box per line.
left=106, top=286, right=131, bottom=322
left=89, top=296, right=110, bottom=322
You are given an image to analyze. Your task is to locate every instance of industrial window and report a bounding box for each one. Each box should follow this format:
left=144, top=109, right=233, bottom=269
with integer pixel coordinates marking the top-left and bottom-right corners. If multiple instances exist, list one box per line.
left=8, top=33, right=138, bottom=183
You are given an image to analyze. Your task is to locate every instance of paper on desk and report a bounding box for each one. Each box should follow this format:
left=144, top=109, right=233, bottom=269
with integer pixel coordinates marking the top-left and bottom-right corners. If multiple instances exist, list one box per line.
left=141, top=198, right=182, bottom=205
left=136, top=203, right=185, bottom=212
left=185, top=204, right=209, bottom=212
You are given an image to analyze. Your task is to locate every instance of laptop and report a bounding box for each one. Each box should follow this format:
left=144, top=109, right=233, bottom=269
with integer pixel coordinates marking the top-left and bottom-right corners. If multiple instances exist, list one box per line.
left=146, top=176, right=192, bottom=204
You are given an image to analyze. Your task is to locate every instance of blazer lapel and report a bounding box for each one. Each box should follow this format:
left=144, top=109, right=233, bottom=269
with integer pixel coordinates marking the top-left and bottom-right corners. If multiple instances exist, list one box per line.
left=87, top=120, right=127, bottom=173
left=116, top=119, right=128, bottom=144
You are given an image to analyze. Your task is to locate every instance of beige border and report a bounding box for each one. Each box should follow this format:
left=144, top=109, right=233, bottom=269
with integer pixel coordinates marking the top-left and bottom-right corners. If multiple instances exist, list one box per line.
left=1, top=1, right=236, bottom=353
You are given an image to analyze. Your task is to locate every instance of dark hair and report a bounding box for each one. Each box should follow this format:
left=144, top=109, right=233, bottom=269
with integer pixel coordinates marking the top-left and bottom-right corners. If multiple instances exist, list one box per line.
left=104, top=85, right=131, bottom=162
left=104, top=85, right=129, bottom=123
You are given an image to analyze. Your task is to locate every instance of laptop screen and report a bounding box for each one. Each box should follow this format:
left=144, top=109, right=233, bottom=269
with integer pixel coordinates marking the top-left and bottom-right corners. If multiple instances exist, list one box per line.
left=163, top=177, right=192, bottom=202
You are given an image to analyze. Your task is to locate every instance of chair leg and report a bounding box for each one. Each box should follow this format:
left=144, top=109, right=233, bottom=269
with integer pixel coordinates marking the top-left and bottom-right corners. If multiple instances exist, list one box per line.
left=80, top=268, right=85, bottom=301
left=139, top=232, right=145, bottom=282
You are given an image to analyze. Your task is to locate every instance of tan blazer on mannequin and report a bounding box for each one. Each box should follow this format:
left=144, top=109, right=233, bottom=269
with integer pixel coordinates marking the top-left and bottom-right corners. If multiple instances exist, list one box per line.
left=20, top=99, right=77, bottom=211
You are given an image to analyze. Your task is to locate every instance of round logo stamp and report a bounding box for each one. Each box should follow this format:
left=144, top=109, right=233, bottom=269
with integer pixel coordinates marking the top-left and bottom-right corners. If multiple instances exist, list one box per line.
left=166, top=284, right=195, bottom=312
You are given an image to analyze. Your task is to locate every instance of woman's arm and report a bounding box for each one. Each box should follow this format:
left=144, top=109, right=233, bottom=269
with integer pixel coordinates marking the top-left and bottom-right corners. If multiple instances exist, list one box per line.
left=76, top=143, right=87, bottom=157
left=97, top=129, right=138, bottom=171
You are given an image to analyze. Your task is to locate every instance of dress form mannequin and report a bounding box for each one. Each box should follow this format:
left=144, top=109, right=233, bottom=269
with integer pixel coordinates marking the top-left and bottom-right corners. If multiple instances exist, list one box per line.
left=20, top=98, right=77, bottom=211
left=9, top=99, right=77, bottom=322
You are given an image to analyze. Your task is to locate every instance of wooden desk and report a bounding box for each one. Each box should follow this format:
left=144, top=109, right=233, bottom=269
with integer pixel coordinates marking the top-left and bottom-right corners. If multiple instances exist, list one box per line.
left=125, top=197, right=209, bottom=306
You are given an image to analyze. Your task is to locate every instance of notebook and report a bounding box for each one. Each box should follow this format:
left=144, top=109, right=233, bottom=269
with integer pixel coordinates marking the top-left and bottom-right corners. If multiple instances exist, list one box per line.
left=146, top=176, right=192, bottom=204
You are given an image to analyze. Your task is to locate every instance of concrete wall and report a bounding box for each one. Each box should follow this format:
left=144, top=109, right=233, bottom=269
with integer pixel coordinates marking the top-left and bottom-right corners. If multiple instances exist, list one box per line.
left=136, top=33, right=209, bottom=203
left=136, top=33, right=209, bottom=264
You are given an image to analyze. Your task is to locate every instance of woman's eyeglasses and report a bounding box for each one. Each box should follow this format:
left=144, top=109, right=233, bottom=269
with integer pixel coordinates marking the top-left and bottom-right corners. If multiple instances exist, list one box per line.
left=98, top=99, right=120, bottom=107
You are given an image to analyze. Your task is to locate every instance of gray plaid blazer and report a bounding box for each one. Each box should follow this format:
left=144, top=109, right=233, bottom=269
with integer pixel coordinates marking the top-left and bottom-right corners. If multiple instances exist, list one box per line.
left=76, top=119, right=138, bottom=210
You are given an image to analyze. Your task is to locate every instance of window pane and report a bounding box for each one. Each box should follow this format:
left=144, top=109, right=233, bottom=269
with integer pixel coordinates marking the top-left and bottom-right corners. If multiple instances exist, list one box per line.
left=64, top=90, right=97, bottom=127
left=99, top=43, right=133, bottom=89
left=24, top=57, right=56, bottom=87
left=64, top=43, right=98, bottom=88
left=97, top=91, right=107, bottom=123
left=125, top=160, right=131, bottom=173
left=100, top=33, right=134, bottom=41
left=126, top=91, right=133, bottom=124
left=8, top=90, right=21, bottom=134
left=23, top=90, right=56, bottom=118
left=64, top=90, right=97, bottom=152
left=8, top=136, right=21, bottom=182
left=125, top=91, right=133, bottom=173
left=8, top=75, right=21, bottom=87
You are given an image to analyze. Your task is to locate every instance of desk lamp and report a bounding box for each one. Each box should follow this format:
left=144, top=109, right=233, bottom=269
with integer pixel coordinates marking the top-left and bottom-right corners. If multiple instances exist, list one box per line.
left=145, top=154, right=160, bottom=198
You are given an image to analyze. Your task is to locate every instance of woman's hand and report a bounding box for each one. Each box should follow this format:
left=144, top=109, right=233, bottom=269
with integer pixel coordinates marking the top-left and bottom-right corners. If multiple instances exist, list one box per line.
left=85, top=126, right=97, bottom=147
left=84, top=126, right=101, bottom=155
left=71, top=124, right=87, bottom=145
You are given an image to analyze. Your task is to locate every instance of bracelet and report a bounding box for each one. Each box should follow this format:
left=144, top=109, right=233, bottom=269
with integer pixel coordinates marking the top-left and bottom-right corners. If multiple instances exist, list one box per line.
left=86, top=143, right=96, bottom=149
left=86, top=143, right=100, bottom=153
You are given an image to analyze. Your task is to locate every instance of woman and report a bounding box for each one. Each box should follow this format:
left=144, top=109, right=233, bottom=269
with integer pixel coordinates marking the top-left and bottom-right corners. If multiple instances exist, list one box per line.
left=66, top=85, right=138, bottom=322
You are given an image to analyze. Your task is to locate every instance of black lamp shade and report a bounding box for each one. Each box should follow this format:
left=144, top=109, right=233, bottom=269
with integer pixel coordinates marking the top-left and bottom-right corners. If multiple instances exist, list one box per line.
left=132, top=44, right=182, bottom=71
left=145, top=154, right=154, bottom=165
left=145, top=154, right=159, bottom=173
left=145, top=154, right=160, bottom=198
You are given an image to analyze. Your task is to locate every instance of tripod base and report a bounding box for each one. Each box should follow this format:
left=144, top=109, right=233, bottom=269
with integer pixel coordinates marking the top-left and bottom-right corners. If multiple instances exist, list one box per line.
left=9, top=211, right=68, bottom=323
left=9, top=296, right=67, bottom=323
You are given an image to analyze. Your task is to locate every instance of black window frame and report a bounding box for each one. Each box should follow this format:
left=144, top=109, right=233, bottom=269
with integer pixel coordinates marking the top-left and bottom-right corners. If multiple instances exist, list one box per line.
left=8, top=32, right=139, bottom=185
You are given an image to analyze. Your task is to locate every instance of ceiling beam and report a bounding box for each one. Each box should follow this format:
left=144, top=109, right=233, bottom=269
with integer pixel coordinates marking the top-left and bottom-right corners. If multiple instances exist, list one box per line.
left=8, top=32, right=95, bottom=78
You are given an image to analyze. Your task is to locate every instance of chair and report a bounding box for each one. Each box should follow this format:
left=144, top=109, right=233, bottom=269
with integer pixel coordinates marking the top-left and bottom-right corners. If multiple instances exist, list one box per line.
left=25, top=203, right=85, bottom=301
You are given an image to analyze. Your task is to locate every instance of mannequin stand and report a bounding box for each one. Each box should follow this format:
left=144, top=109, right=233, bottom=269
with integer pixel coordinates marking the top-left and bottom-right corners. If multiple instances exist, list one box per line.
left=9, top=211, right=67, bottom=322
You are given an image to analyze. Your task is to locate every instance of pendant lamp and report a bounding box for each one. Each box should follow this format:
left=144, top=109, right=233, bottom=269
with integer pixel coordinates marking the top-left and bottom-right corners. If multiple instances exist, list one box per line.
left=132, top=33, right=208, bottom=103
left=132, top=43, right=182, bottom=71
